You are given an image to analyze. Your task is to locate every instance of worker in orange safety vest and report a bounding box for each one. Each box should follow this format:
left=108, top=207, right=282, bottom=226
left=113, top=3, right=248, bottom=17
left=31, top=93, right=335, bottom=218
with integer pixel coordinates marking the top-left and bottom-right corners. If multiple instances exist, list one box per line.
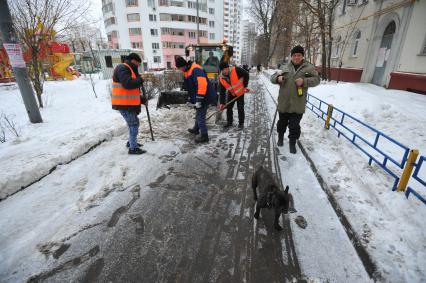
left=218, top=62, right=250, bottom=129
left=112, top=53, right=147, bottom=155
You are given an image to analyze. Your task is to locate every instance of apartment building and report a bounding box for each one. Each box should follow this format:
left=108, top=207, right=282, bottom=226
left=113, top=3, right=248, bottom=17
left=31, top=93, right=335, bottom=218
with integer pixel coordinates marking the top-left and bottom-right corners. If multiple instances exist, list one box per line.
left=240, top=20, right=256, bottom=66
left=102, top=0, right=223, bottom=69
left=330, top=0, right=426, bottom=93
left=223, top=0, right=243, bottom=64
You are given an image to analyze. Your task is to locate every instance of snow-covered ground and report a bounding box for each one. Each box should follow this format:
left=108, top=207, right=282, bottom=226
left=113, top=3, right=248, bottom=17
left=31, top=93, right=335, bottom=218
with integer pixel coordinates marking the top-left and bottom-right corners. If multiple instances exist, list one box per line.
left=0, top=77, right=163, bottom=200
left=261, top=70, right=426, bottom=282
left=0, top=75, right=371, bottom=282
left=1, top=73, right=425, bottom=282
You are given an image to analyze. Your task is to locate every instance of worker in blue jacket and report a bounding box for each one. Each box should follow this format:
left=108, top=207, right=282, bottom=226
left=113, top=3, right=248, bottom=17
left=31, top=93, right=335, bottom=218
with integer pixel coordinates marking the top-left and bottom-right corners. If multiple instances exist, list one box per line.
left=175, top=56, right=217, bottom=143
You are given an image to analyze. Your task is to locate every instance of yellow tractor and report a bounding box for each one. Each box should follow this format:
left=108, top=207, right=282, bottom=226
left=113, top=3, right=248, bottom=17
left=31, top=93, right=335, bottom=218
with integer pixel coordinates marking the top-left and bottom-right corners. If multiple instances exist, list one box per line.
left=184, top=41, right=234, bottom=83
left=157, top=41, right=234, bottom=115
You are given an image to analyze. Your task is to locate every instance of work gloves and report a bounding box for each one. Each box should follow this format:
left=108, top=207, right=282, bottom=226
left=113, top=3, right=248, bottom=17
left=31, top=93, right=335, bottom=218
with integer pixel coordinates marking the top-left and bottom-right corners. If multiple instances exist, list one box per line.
left=219, top=104, right=225, bottom=111
left=195, top=101, right=202, bottom=109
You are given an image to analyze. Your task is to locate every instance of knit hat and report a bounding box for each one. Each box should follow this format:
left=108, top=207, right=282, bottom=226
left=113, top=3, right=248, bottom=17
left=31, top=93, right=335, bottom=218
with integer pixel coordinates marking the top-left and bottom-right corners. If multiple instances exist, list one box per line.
left=175, top=56, right=187, bottom=68
left=127, top=53, right=142, bottom=63
left=219, top=61, right=229, bottom=71
left=291, top=45, right=305, bottom=56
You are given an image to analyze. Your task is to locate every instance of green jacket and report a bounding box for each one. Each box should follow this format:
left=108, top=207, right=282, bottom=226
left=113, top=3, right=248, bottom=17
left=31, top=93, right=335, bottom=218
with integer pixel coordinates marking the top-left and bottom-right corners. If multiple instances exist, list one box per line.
left=270, top=60, right=320, bottom=114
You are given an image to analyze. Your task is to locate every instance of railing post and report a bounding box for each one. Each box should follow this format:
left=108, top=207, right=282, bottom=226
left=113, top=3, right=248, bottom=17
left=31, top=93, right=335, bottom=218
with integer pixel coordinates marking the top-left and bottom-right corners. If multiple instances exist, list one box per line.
left=325, top=104, right=334, bottom=129
left=397, top=149, right=419, bottom=192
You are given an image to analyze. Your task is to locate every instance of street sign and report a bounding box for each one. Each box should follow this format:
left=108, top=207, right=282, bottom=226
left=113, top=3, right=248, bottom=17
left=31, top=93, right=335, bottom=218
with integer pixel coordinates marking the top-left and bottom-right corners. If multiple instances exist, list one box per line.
left=3, top=43, right=26, bottom=68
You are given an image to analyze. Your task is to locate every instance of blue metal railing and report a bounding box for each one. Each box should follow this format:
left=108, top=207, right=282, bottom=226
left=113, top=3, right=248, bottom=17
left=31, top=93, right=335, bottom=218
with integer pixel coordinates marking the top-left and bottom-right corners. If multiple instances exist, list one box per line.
left=261, top=71, right=425, bottom=204
left=306, top=93, right=412, bottom=192
left=406, top=156, right=426, bottom=204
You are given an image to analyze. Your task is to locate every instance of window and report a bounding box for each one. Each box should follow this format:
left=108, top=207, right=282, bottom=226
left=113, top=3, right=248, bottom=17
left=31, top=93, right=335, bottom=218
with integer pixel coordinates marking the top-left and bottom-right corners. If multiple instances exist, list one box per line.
left=102, top=3, right=114, bottom=13
left=151, top=29, right=158, bottom=36
left=171, top=14, right=185, bottom=21
left=131, top=42, right=143, bottom=49
left=149, top=14, right=157, bottom=21
left=129, top=28, right=142, bottom=35
left=352, top=31, right=361, bottom=56
left=333, top=35, right=342, bottom=57
left=152, top=42, right=160, bottom=49
left=188, top=31, right=196, bottom=38
left=105, top=56, right=113, bottom=68
left=209, top=33, right=215, bottom=40
left=341, top=0, right=347, bottom=15
left=104, top=17, right=116, bottom=26
left=126, top=0, right=138, bottom=7
left=148, top=0, right=156, bottom=8
left=209, top=21, right=215, bottom=28
left=347, top=0, right=357, bottom=5
left=153, top=56, right=161, bottom=63
left=359, top=0, right=368, bottom=5
left=127, top=13, right=140, bottom=22
left=421, top=35, right=426, bottom=55
left=209, top=8, right=215, bottom=14
left=171, top=1, right=184, bottom=7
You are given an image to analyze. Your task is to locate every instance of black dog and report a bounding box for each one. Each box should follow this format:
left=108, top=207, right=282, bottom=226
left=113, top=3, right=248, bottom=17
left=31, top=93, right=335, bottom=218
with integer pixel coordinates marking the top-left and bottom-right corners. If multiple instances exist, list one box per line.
left=252, top=166, right=290, bottom=231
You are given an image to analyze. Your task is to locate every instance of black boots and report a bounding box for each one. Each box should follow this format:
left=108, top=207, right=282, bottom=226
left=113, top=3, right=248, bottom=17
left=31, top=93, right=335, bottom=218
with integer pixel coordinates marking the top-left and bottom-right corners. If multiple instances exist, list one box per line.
left=277, top=133, right=284, bottom=147
left=128, top=148, right=147, bottom=155
left=188, top=128, right=200, bottom=134
left=126, top=141, right=142, bottom=148
left=195, top=134, right=209, bottom=143
left=289, top=139, right=297, bottom=154
left=223, top=122, right=232, bottom=129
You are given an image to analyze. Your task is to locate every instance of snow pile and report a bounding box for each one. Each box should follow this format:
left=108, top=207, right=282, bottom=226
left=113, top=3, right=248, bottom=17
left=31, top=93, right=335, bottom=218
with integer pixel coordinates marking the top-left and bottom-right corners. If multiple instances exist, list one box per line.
left=260, top=72, right=426, bottom=282
left=0, top=78, right=125, bottom=199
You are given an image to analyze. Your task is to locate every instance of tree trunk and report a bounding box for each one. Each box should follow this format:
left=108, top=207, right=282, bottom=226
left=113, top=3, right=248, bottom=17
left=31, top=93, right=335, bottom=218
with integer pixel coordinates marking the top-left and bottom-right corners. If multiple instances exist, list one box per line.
left=31, top=50, right=44, bottom=108
left=327, top=7, right=333, bottom=81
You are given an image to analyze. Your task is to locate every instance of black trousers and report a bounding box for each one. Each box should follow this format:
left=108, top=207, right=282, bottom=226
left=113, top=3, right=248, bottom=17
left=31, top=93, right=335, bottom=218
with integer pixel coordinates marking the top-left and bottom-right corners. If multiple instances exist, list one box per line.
left=227, top=95, right=245, bottom=125
left=277, top=112, right=303, bottom=140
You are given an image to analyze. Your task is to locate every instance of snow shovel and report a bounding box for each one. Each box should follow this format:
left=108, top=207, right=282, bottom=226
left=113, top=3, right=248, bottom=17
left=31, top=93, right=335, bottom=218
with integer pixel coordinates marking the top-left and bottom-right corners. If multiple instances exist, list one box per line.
left=141, top=85, right=155, bottom=141
left=206, top=90, right=249, bottom=121
left=157, top=91, right=189, bottom=109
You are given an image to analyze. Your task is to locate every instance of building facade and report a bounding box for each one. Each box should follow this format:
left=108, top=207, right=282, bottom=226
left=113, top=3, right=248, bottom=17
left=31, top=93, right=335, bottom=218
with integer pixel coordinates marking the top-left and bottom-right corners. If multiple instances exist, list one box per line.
left=223, top=0, right=243, bottom=64
left=330, top=0, right=426, bottom=93
left=102, top=0, right=223, bottom=70
left=240, top=20, right=256, bottom=66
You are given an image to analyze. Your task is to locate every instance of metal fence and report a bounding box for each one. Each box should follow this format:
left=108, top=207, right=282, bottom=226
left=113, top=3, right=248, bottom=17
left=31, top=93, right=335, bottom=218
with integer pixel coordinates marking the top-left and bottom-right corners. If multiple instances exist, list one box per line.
left=306, top=93, right=425, bottom=205
left=406, top=155, right=426, bottom=204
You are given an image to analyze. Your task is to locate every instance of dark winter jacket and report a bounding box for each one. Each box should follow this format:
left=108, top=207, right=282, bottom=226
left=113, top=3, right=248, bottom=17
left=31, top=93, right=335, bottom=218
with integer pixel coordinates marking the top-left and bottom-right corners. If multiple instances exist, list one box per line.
left=270, top=60, right=320, bottom=114
left=183, top=62, right=217, bottom=106
left=219, top=66, right=249, bottom=104
left=112, top=61, right=143, bottom=113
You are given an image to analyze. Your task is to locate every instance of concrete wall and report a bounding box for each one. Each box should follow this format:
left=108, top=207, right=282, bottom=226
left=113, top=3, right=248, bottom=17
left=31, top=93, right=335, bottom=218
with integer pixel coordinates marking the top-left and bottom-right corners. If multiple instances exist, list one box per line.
left=329, top=0, right=425, bottom=91
left=397, top=0, right=426, bottom=73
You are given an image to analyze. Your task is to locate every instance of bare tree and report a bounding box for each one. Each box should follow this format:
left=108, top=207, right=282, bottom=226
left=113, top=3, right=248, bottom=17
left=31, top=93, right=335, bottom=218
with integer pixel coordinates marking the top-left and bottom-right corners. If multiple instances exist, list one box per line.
left=293, top=2, right=320, bottom=63
left=0, top=112, right=20, bottom=141
left=249, top=0, right=277, bottom=66
left=301, top=0, right=340, bottom=80
left=9, top=0, right=91, bottom=108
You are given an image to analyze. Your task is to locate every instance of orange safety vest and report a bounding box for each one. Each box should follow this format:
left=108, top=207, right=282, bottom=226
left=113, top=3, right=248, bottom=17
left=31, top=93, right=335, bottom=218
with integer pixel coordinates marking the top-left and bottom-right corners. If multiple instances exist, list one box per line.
left=219, top=67, right=245, bottom=97
left=111, top=63, right=141, bottom=106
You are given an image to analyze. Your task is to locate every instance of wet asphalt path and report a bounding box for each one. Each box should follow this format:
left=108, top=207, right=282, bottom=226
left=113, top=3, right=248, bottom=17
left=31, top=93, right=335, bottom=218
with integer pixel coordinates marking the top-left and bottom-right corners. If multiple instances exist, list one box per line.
left=27, top=75, right=301, bottom=283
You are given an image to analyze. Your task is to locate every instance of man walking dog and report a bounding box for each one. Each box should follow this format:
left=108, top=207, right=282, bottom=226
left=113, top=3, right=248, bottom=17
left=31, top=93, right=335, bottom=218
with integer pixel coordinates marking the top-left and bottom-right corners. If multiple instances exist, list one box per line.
left=270, top=45, right=320, bottom=154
